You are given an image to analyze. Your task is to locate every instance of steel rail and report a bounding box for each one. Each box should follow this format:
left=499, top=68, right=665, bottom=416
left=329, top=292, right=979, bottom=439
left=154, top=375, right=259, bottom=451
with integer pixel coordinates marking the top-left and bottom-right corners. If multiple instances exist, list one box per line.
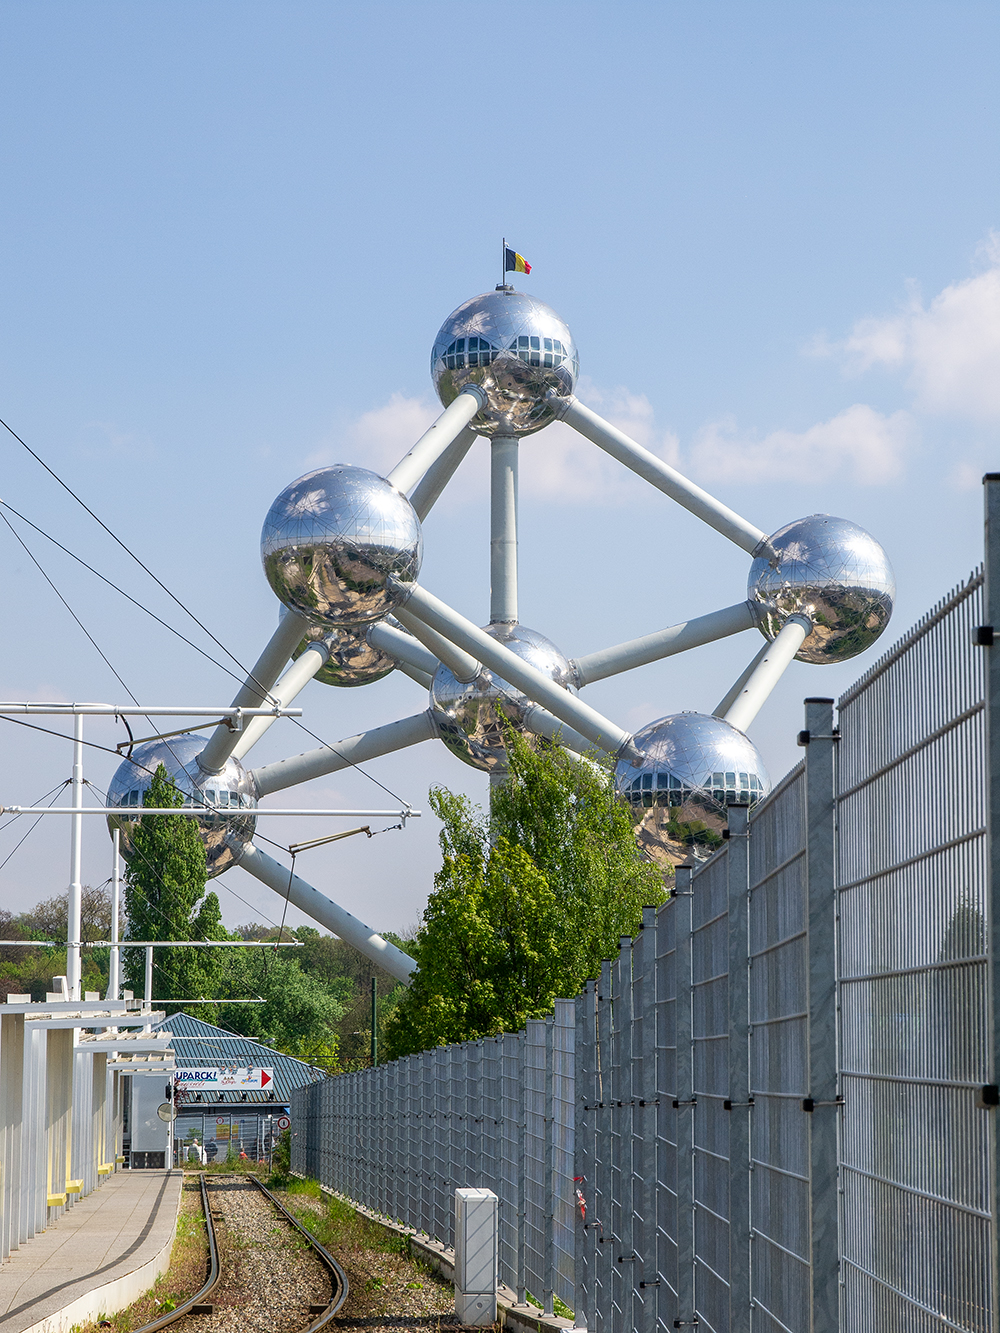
left=250, top=1175, right=351, bottom=1329
left=130, top=1173, right=220, bottom=1332
left=129, top=1172, right=349, bottom=1333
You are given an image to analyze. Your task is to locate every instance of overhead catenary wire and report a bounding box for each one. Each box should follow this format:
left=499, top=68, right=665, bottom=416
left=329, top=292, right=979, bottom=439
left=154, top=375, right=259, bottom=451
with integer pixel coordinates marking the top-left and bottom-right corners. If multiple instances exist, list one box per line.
left=0, top=495, right=412, bottom=805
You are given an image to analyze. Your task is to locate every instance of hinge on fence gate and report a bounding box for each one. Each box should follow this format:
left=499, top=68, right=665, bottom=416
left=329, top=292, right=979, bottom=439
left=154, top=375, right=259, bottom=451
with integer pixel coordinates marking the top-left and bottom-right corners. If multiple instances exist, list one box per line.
left=978, top=1084, right=1000, bottom=1108
left=973, top=626, right=995, bottom=646
left=797, top=729, right=840, bottom=746
left=723, top=1098, right=755, bottom=1110
left=672, top=1098, right=697, bottom=1108
left=801, top=1096, right=844, bottom=1112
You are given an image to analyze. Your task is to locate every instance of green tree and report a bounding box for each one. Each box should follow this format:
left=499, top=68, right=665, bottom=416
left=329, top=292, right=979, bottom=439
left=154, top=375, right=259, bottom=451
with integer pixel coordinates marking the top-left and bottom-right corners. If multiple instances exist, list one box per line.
left=384, top=731, right=665, bottom=1058
left=123, top=764, right=227, bottom=1010
left=216, top=947, right=351, bottom=1064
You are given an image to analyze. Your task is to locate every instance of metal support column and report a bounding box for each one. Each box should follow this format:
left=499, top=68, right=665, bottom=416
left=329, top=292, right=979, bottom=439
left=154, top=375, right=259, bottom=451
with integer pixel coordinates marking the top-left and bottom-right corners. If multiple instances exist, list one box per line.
left=803, top=697, right=841, bottom=1332
left=67, top=714, right=84, bottom=1000
left=727, top=804, right=752, bottom=1333
left=984, top=473, right=1000, bottom=1333
left=674, top=863, right=696, bottom=1328
left=490, top=433, right=518, bottom=625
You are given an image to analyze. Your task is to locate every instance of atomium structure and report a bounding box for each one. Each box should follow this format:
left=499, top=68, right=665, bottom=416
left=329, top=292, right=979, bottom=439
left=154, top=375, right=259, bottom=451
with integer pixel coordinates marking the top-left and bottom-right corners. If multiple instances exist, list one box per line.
left=106, top=284, right=895, bottom=984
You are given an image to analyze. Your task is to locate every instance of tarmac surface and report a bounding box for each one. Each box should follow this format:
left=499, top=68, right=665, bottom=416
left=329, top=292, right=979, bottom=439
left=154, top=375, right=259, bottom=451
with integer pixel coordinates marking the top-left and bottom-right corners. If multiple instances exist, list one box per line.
left=0, top=1169, right=182, bottom=1333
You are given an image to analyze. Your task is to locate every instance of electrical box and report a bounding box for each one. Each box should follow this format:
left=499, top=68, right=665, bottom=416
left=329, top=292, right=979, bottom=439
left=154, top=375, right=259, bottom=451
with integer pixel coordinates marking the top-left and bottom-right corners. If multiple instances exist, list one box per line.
left=454, top=1188, right=498, bottom=1326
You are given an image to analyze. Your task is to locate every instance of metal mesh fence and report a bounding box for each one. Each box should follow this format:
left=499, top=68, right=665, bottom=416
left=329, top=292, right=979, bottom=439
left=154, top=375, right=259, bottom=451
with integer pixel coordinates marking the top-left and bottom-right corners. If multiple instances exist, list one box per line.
left=837, top=569, right=992, bottom=1332
left=291, top=552, right=998, bottom=1332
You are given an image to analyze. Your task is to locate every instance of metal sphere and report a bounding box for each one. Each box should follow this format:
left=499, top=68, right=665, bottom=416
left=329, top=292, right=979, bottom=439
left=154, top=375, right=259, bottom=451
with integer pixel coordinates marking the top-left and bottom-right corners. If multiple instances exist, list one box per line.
left=430, top=623, right=576, bottom=772
left=615, top=713, right=770, bottom=865
left=281, top=606, right=396, bottom=688
left=748, top=514, right=895, bottom=664
left=261, top=465, right=422, bottom=627
left=431, top=290, right=578, bottom=437
left=106, top=735, right=257, bottom=879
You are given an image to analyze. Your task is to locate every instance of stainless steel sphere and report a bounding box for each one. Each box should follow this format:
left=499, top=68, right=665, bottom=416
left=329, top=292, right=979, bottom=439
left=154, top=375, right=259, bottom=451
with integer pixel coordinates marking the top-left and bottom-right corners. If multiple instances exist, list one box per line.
left=281, top=606, right=396, bottom=688
left=615, top=713, right=770, bottom=865
left=431, top=290, right=578, bottom=437
left=430, top=623, right=577, bottom=772
left=261, top=465, right=422, bottom=627
left=107, top=735, right=257, bottom=879
left=749, top=515, right=895, bottom=664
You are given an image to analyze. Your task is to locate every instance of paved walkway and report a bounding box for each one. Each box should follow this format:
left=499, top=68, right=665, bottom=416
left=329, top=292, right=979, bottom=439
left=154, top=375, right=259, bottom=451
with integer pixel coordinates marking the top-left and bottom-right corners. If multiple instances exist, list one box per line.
left=0, top=1170, right=182, bottom=1333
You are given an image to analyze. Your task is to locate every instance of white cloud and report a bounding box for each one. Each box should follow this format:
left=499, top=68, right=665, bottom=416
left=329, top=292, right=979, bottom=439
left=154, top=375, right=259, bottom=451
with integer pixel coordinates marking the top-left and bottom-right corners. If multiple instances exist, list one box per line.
left=688, top=404, right=913, bottom=485
left=835, top=234, right=1000, bottom=422
left=304, top=392, right=439, bottom=475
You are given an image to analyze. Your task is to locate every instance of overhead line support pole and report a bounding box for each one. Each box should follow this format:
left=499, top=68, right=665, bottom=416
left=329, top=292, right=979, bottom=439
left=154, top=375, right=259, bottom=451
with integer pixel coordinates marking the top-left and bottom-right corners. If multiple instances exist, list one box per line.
left=67, top=713, right=84, bottom=1001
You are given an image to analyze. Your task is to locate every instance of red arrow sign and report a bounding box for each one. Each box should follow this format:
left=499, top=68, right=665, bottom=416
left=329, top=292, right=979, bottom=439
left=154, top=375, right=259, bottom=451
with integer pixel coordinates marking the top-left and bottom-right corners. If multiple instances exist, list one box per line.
left=260, top=1070, right=272, bottom=1087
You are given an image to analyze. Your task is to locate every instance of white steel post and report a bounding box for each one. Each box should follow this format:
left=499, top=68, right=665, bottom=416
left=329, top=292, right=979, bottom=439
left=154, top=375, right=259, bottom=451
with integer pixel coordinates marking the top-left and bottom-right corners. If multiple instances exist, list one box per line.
left=250, top=710, right=438, bottom=796
left=67, top=714, right=84, bottom=1001
left=143, top=946, right=153, bottom=1030
left=386, top=386, right=485, bottom=496
left=229, top=642, right=331, bottom=761
left=108, top=829, right=121, bottom=1002
left=490, top=434, right=518, bottom=625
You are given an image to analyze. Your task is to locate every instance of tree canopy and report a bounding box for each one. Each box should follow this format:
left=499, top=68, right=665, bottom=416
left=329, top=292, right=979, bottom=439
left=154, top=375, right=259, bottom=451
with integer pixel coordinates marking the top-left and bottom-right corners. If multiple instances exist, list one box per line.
left=123, top=763, right=226, bottom=1007
left=384, top=732, right=665, bottom=1059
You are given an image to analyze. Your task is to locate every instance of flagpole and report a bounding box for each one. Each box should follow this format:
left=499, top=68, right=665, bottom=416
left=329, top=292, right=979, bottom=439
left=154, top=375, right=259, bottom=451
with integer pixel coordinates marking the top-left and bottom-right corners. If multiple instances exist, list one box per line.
left=501, top=236, right=505, bottom=290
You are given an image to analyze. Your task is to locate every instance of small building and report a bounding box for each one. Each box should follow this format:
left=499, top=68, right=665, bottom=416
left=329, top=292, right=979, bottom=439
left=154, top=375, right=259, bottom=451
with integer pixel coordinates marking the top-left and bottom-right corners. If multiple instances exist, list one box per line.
left=146, top=1013, right=326, bottom=1165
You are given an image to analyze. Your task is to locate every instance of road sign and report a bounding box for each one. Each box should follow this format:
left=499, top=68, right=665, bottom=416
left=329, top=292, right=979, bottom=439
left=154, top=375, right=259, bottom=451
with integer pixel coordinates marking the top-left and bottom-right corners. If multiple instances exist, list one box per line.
left=276, top=1115, right=290, bottom=1131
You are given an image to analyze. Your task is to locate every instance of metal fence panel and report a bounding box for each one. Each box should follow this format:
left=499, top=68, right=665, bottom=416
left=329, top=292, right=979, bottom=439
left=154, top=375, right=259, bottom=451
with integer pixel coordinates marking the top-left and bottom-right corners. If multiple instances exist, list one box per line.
left=837, top=570, right=992, bottom=1333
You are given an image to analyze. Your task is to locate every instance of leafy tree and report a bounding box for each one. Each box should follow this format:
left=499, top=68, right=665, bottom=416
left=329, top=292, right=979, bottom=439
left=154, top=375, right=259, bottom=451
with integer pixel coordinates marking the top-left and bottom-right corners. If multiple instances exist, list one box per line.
left=216, top=947, right=351, bottom=1068
left=123, top=764, right=227, bottom=1010
left=384, top=731, right=665, bottom=1058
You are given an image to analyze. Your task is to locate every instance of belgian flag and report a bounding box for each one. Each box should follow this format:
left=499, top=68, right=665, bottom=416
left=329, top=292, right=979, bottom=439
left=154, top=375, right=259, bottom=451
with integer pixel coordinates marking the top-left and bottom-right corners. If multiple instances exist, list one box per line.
left=504, top=247, right=531, bottom=275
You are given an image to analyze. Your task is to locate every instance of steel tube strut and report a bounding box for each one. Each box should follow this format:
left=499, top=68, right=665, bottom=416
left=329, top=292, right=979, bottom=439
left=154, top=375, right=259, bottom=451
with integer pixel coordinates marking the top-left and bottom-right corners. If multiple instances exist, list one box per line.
left=490, top=434, right=518, bottom=624
left=556, top=395, right=769, bottom=555
left=386, top=386, right=486, bottom=496
left=198, top=610, right=309, bottom=773
left=409, top=425, right=478, bottom=521
left=251, top=710, right=439, bottom=796
left=392, top=605, right=480, bottom=682
left=722, top=615, right=811, bottom=732
left=367, top=621, right=440, bottom=677
left=571, top=601, right=758, bottom=686
left=230, top=642, right=331, bottom=762
left=712, top=638, right=772, bottom=719
left=239, top=844, right=416, bottom=983
left=391, top=580, right=635, bottom=757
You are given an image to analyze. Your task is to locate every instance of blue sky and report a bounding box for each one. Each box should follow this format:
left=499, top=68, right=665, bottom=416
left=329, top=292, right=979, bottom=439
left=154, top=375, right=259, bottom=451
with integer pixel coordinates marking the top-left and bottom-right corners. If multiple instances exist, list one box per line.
left=1, top=1, right=998, bottom=935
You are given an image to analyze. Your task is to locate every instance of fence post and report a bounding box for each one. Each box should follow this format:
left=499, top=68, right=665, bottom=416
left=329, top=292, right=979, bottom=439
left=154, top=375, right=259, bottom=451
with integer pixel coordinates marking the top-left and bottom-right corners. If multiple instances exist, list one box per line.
left=575, top=981, right=596, bottom=1329
left=635, top=904, right=658, bottom=1333
left=673, top=862, right=696, bottom=1328
left=803, top=696, right=841, bottom=1333
left=985, top=473, right=1000, bottom=1333
left=544, top=1015, right=556, bottom=1316
left=727, top=803, right=752, bottom=1333
left=518, top=1029, right=527, bottom=1306
left=595, top=958, right=613, bottom=1333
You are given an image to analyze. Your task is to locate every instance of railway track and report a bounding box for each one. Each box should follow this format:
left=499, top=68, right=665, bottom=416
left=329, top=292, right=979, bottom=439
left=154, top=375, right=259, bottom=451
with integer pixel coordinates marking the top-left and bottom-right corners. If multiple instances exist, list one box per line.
left=133, top=1174, right=349, bottom=1333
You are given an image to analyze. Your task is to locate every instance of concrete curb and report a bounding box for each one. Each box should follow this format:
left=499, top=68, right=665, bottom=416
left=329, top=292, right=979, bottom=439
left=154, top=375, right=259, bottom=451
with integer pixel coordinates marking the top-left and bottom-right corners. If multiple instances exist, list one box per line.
left=294, top=1177, right=580, bottom=1333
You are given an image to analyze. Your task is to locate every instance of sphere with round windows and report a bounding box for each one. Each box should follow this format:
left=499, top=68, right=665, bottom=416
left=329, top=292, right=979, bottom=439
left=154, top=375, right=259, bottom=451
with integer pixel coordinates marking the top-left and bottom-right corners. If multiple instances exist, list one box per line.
left=749, top=514, right=895, bottom=663
left=261, top=465, right=422, bottom=628
left=615, top=713, right=770, bottom=865
left=430, top=623, right=577, bottom=772
left=431, top=290, right=578, bottom=437
left=106, top=735, right=257, bottom=878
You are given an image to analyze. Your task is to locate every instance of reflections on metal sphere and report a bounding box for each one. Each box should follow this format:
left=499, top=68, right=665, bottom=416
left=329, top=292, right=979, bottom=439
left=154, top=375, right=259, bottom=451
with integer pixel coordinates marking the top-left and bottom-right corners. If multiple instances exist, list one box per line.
left=749, top=514, right=895, bottom=664
left=282, top=607, right=396, bottom=688
left=261, top=465, right=422, bottom=627
left=615, top=713, right=770, bottom=866
left=429, top=622, right=576, bottom=772
left=431, top=290, right=578, bottom=437
left=106, top=735, right=257, bottom=879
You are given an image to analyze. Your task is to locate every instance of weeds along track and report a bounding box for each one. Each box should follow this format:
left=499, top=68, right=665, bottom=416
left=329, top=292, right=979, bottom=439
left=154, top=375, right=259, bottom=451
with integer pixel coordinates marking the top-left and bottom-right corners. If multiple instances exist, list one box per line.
left=135, top=1174, right=349, bottom=1333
